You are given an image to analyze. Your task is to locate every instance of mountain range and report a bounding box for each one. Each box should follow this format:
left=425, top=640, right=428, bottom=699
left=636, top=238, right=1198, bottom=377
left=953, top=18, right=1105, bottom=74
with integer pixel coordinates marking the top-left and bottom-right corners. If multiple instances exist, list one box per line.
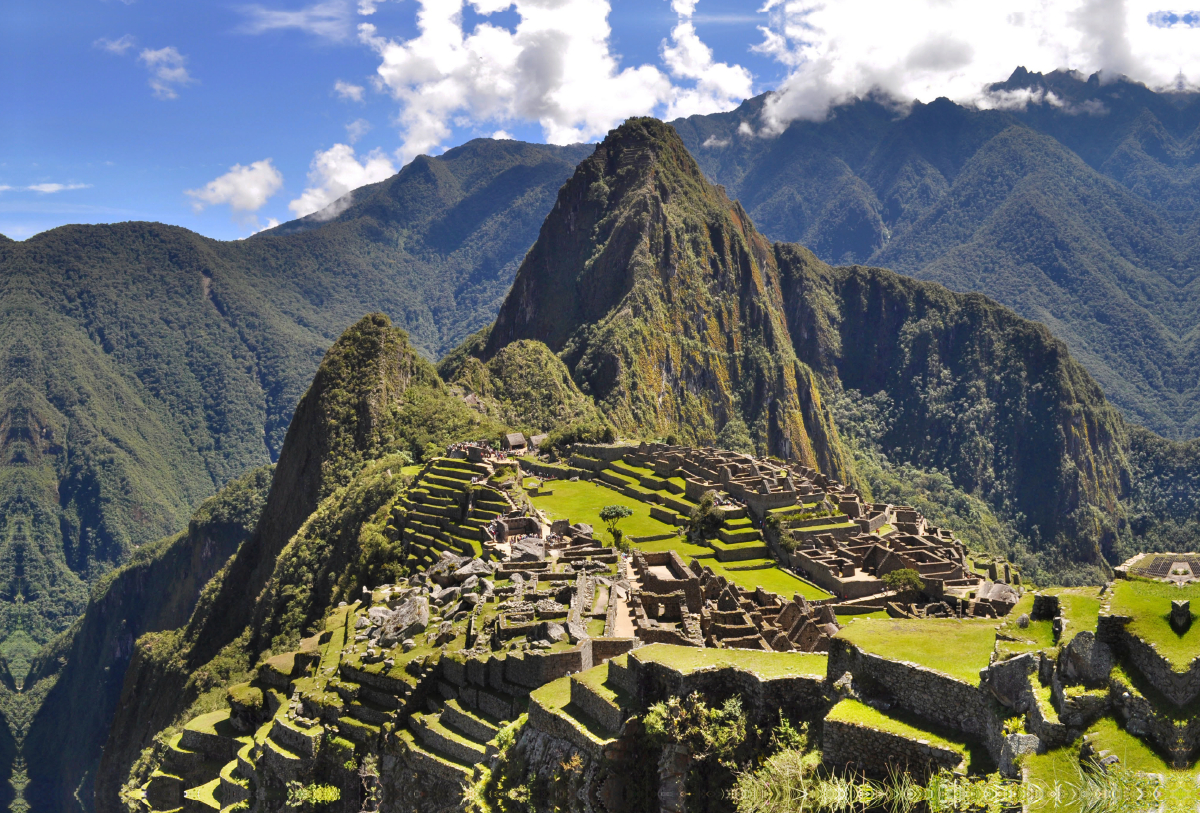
left=7, top=69, right=1200, bottom=811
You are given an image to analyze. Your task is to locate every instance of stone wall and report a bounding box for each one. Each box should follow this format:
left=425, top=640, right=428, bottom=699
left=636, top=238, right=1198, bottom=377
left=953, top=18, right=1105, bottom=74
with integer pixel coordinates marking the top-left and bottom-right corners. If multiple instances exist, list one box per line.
left=827, top=639, right=1005, bottom=760
left=822, top=718, right=965, bottom=777
left=627, top=656, right=827, bottom=727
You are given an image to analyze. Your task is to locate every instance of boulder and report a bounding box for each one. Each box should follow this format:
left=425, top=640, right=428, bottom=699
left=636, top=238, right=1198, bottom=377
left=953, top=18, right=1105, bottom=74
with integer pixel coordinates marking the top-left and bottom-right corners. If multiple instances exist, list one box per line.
left=535, top=621, right=566, bottom=643
left=377, top=596, right=430, bottom=647
left=461, top=575, right=479, bottom=591
left=433, top=585, right=462, bottom=606
left=453, top=559, right=493, bottom=582
left=510, top=540, right=544, bottom=562
left=565, top=620, right=589, bottom=644
left=571, top=523, right=594, bottom=536
left=1060, top=631, right=1114, bottom=686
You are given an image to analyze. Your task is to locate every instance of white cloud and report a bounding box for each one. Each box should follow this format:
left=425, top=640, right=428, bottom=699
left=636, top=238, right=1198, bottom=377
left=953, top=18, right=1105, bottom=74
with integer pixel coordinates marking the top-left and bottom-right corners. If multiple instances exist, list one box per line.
left=28, top=183, right=92, bottom=193
left=335, top=79, right=366, bottom=101
left=346, top=118, right=372, bottom=142
left=357, top=0, right=391, bottom=13
left=358, top=0, right=756, bottom=162
left=95, top=35, right=137, bottom=54
left=701, top=134, right=730, bottom=147
left=288, top=143, right=396, bottom=219
left=492, top=129, right=514, bottom=139
left=237, top=0, right=355, bottom=41
left=752, top=0, right=1200, bottom=131
left=185, top=160, right=284, bottom=221
left=361, top=0, right=677, bottom=162
left=661, top=21, right=754, bottom=118
left=138, top=46, right=194, bottom=99
left=0, top=186, right=10, bottom=193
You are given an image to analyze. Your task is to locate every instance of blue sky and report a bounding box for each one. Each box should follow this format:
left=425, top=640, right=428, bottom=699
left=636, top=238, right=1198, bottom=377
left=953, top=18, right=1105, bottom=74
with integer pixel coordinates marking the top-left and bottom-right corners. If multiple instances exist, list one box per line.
left=4, top=0, right=1198, bottom=241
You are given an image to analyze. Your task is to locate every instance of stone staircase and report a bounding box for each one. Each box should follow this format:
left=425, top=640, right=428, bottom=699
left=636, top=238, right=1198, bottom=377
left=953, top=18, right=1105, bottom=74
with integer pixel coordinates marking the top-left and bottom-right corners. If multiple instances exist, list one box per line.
left=398, top=458, right=513, bottom=569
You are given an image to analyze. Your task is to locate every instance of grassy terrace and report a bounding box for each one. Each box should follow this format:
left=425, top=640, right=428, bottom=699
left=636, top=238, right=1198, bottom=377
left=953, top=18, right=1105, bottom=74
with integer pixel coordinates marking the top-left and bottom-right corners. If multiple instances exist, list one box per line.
left=702, top=558, right=831, bottom=600
left=527, top=478, right=676, bottom=540
left=836, top=619, right=999, bottom=684
left=826, top=698, right=967, bottom=756
left=630, top=642, right=827, bottom=679
left=1109, top=579, right=1200, bottom=669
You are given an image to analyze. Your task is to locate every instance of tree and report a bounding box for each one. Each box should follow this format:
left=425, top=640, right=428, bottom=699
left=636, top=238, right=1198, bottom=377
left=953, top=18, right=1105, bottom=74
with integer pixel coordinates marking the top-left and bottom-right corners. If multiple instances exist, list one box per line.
left=882, top=568, right=924, bottom=593
left=599, top=504, right=633, bottom=548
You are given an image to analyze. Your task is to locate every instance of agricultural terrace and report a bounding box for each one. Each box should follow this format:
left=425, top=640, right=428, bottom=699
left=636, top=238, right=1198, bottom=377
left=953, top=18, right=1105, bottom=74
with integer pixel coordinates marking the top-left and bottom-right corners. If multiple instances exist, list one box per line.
left=835, top=618, right=1000, bottom=684
left=1109, top=579, right=1200, bottom=669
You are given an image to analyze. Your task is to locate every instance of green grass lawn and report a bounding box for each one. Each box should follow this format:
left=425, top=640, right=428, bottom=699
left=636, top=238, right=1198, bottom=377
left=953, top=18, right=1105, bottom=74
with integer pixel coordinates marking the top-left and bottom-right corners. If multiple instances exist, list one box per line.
left=701, top=558, right=831, bottom=600
left=837, top=619, right=998, bottom=684
left=837, top=610, right=892, bottom=621
left=631, top=643, right=827, bottom=679
left=1109, top=579, right=1200, bottom=669
left=631, top=535, right=713, bottom=559
left=528, top=479, right=675, bottom=541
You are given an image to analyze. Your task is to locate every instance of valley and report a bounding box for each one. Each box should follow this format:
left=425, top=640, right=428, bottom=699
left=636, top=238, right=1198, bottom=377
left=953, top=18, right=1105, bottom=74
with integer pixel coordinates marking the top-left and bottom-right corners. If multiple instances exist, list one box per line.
left=12, top=77, right=1200, bottom=813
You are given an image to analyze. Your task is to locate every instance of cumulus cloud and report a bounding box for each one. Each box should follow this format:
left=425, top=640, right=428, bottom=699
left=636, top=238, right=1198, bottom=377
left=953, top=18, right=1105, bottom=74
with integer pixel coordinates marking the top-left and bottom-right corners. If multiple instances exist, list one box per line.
left=186, top=160, right=284, bottom=221
left=661, top=21, right=754, bottom=118
left=335, top=79, right=366, bottom=101
left=95, top=34, right=137, bottom=54
left=752, top=0, right=1200, bottom=131
left=237, top=0, right=355, bottom=41
left=288, top=143, right=396, bottom=219
left=346, top=118, right=372, bottom=142
left=360, top=0, right=681, bottom=161
left=27, top=183, right=92, bottom=193
left=139, top=46, right=194, bottom=99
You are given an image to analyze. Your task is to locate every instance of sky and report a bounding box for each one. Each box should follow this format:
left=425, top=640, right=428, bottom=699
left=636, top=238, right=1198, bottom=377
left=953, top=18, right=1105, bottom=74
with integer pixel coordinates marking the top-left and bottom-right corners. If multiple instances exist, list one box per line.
left=4, top=0, right=1200, bottom=241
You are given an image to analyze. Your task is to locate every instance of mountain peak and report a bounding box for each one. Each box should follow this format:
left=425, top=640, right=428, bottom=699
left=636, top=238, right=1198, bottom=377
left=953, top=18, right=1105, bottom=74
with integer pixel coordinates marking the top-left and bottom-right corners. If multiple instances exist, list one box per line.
left=483, top=117, right=848, bottom=475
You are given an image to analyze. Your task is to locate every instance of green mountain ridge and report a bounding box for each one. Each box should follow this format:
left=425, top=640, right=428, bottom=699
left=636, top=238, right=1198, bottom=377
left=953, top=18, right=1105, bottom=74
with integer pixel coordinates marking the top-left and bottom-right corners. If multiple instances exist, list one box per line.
left=21, top=117, right=1200, bottom=813
left=0, top=139, right=588, bottom=693
left=670, top=69, right=1200, bottom=439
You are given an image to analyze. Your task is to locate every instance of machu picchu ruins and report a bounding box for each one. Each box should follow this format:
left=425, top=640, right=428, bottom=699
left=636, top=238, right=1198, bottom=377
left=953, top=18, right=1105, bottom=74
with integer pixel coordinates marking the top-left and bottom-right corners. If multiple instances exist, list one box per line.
left=135, top=438, right=1162, bottom=813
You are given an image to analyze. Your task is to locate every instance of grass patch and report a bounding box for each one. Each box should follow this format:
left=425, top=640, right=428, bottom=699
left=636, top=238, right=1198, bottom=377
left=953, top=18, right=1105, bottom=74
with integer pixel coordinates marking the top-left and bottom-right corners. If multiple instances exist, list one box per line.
left=826, top=699, right=966, bottom=755
left=630, top=643, right=827, bottom=679
left=701, top=559, right=831, bottom=601
left=528, top=479, right=675, bottom=541
left=837, top=619, right=998, bottom=684
left=1109, top=579, right=1200, bottom=670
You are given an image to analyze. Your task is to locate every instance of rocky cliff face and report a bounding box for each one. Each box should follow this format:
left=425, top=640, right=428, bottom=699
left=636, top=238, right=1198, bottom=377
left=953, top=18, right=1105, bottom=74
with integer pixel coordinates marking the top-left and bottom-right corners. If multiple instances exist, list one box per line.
left=485, top=118, right=849, bottom=478
left=22, top=467, right=272, bottom=813
left=775, top=244, right=1129, bottom=568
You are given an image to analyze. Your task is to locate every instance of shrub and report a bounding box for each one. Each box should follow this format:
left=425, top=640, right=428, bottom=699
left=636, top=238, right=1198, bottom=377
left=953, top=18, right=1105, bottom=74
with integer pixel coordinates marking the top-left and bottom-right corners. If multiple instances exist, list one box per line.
left=687, top=492, right=724, bottom=542
left=882, top=568, right=925, bottom=593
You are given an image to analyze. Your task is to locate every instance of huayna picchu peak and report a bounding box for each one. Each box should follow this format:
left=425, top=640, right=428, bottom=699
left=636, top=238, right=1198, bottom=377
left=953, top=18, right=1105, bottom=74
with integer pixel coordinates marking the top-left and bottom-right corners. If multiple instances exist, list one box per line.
left=19, top=80, right=1200, bottom=813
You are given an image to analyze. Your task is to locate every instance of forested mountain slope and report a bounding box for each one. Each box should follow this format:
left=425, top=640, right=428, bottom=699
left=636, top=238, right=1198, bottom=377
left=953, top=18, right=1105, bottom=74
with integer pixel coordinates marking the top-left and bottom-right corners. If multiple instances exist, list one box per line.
left=35, top=119, right=1200, bottom=813
left=670, top=69, right=1200, bottom=439
left=0, top=140, right=588, bottom=684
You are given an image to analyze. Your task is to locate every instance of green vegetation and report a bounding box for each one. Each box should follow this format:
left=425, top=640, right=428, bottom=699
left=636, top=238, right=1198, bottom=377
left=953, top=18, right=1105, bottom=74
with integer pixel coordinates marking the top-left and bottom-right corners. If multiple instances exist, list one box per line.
left=527, top=480, right=674, bottom=540
left=598, top=505, right=633, bottom=547
left=645, top=692, right=747, bottom=769
left=631, top=643, right=827, bottom=680
left=1109, top=579, right=1200, bottom=669
left=702, top=559, right=831, bottom=600
left=882, top=568, right=925, bottom=593
left=837, top=619, right=999, bottom=684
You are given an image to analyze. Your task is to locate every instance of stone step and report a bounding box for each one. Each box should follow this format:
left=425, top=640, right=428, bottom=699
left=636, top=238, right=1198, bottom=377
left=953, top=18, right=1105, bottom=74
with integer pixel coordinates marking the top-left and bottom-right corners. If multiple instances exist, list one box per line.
left=218, top=759, right=250, bottom=808
left=569, top=670, right=630, bottom=735
left=346, top=699, right=394, bottom=726
left=145, top=771, right=185, bottom=811
left=605, top=654, right=636, bottom=697
left=337, top=715, right=382, bottom=746
left=396, top=729, right=475, bottom=781
left=408, top=712, right=488, bottom=763
left=441, top=699, right=500, bottom=743
left=268, top=717, right=322, bottom=759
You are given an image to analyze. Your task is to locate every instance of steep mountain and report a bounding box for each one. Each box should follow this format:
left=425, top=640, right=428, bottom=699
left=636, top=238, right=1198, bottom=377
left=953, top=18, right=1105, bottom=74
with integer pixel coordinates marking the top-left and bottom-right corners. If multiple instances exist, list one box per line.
left=53, top=117, right=1200, bottom=813
left=669, top=71, right=1200, bottom=439
left=89, top=314, right=509, bottom=812
left=473, top=118, right=1133, bottom=579
left=21, top=466, right=273, bottom=813
left=0, top=139, right=586, bottom=687
left=481, top=118, right=849, bottom=478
